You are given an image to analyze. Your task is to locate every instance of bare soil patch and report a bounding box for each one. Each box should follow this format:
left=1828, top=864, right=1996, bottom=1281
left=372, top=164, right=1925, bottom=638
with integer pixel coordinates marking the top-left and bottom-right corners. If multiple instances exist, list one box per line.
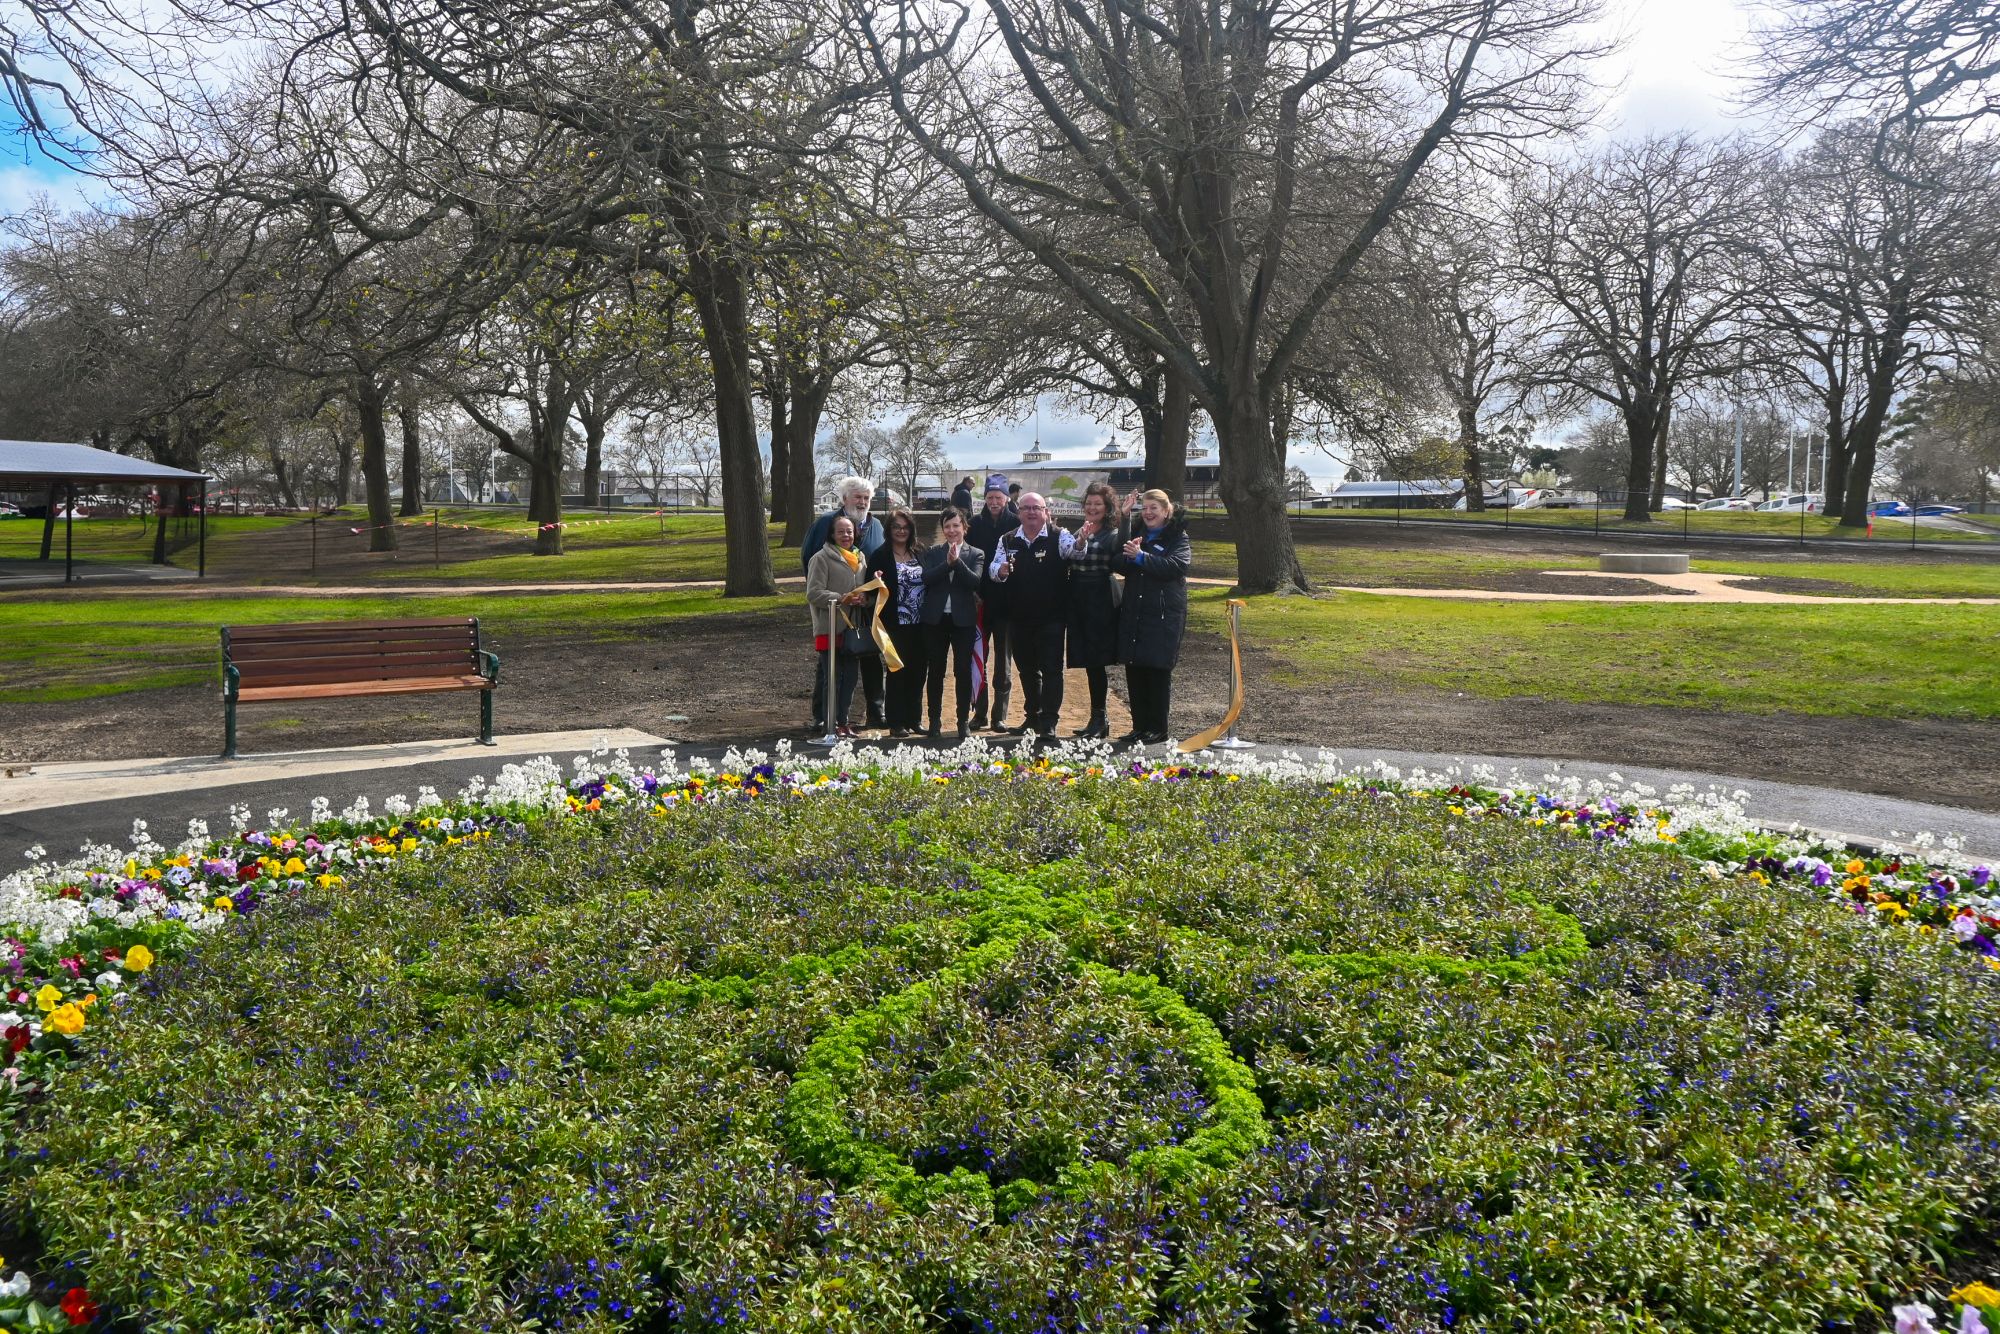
left=9, top=608, right=1991, bottom=813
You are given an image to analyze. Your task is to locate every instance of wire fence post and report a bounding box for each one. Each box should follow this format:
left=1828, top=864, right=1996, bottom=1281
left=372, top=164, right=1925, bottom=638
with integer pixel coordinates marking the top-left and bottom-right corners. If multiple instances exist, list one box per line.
left=434, top=508, right=442, bottom=569
left=310, top=513, right=318, bottom=575
left=1911, top=500, right=1919, bottom=551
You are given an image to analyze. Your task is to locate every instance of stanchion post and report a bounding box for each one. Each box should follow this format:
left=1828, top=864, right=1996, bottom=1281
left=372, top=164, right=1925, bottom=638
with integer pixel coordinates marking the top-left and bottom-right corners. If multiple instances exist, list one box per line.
left=809, top=632, right=840, bottom=747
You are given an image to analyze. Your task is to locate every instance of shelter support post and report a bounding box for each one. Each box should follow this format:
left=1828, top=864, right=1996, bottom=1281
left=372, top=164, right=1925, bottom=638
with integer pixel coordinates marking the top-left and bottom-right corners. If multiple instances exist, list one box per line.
left=64, top=482, right=74, bottom=584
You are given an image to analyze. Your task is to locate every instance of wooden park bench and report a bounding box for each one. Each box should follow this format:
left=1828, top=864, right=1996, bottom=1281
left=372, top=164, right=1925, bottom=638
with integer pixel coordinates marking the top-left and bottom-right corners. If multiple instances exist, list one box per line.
left=220, top=617, right=500, bottom=759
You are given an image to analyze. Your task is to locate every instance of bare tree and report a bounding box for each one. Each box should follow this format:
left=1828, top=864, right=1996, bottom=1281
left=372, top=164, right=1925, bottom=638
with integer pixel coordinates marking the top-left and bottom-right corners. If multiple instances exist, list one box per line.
left=1512, top=135, right=1759, bottom=520
left=855, top=0, right=1607, bottom=592
left=1404, top=197, right=1547, bottom=511
left=1752, top=121, right=1999, bottom=525
left=1746, top=0, right=2000, bottom=138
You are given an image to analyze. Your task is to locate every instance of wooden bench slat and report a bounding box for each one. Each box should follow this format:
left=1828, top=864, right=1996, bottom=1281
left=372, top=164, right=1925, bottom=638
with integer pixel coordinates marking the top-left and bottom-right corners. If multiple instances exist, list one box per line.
left=230, top=638, right=477, bottom=664
left=228, top=617, right=477, bottom=639
left=228, top=630, right=476, bottom=653
left=237, top=657, right=485, bottom=688
left=237, top=676, right=493, bottom=703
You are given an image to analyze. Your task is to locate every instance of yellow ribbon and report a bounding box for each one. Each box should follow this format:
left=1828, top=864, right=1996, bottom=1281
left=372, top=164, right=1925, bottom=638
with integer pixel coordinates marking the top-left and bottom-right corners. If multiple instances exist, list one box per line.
left=848, top=576, right=905, bottom=672
left=1177, top=598, right=1247, bottom=754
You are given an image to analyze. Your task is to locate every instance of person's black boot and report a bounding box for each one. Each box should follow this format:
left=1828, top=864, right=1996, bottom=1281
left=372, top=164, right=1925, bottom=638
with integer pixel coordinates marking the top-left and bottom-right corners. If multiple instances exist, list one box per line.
left=1075, top=713, right=1109, bottom=739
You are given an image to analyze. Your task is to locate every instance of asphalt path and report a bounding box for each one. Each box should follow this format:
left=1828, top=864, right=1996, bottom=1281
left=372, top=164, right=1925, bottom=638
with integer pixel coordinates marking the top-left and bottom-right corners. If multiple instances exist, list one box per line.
left=3, top=738, right=1996, bottom=865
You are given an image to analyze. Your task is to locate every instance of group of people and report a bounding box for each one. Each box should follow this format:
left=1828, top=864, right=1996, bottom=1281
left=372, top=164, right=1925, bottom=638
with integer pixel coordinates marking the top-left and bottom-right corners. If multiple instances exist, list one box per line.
left=802, top=472, right=1191, bottom=745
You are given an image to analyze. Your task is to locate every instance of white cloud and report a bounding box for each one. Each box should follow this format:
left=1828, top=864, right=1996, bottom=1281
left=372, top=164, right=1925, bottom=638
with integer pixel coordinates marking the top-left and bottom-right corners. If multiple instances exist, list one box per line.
left=1590, top=0, right=1765, bottom=139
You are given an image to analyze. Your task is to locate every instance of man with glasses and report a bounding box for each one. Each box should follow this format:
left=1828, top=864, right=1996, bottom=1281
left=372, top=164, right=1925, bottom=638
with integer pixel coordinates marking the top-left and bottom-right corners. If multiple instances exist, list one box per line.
left=988, top=492, right=1073, bottom=737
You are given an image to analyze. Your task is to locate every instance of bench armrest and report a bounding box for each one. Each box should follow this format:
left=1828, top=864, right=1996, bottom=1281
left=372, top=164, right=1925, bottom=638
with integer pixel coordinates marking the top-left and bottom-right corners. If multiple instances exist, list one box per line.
left=478, top=649, right=501, bottom=686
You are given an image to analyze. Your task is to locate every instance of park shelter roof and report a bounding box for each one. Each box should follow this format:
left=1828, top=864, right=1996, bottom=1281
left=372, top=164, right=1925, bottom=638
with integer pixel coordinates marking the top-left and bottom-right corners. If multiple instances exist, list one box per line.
left=0, top=440, right=208, bottom=487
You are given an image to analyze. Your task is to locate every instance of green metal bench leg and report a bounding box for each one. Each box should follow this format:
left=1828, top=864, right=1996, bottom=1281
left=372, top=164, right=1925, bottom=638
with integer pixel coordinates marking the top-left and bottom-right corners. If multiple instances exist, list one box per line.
left=223, top=695, right=238, bottom=759
left=480, top=688, right=494, bottom=746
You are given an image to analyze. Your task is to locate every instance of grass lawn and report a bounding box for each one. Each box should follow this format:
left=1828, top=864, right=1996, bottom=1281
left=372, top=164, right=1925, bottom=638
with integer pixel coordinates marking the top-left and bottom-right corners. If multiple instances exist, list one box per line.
left=379, top=515, right=790, bottom=583
left=0, top=515, right=296, bottom=566
left=0, top=587, right=793, bottom=704
left=1195, top=536, right=2000, bottom=598
left=1204, top=587, right=2000, bottom=719
left=1265, top=505, right=2000, bottom=543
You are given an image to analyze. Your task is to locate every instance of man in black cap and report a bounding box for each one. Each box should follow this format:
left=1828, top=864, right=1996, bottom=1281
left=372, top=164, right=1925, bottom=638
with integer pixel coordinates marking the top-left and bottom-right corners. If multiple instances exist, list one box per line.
left=965, top=473, right=1019, bottom=730
left=987, top=491, right=1072, bottom=736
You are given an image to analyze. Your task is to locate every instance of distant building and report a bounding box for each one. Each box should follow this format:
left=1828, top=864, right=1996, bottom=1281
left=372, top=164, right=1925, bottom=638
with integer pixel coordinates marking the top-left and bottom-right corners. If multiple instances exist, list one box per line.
left=1322, top=480, right=1462, bottom=509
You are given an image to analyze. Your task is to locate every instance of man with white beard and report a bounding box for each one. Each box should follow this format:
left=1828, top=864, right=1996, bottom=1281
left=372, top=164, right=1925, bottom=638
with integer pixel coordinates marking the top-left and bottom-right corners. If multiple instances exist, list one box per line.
left=801, top=476, right=887, bottom=730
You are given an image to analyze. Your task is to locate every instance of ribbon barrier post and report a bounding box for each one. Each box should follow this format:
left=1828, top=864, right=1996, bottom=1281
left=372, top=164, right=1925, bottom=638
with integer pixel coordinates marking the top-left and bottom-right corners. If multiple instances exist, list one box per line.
left=809, top=635, right=841, bottom=748
left=1177, top=598, right=1253, bottom=754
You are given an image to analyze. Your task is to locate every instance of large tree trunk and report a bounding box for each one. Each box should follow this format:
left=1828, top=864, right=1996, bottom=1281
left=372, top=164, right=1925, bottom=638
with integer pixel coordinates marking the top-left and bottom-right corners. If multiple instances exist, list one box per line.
left=528, top=443, right=565, bottom=555
left=398, top=383, right=424, bottom=516
left=1153, top=366, right=1193, bottom=502
left=267, top=445, right=299, bottom=510
left=1820, top=388, right=1852, bottom=516
left=1838, top=332, right=1908, bottom=530
left=688, top=257, right=776, bottom=596
left=1621, top=401, right=1659, bottom=522
left=1214, top=393, right=1305, bottom=593
left=355, top=374, right=398, bottom=553
left=334, top=429, right=354, bottom=508
left=38, top=481, right=57, bottom=560
left=581, top=407, right=605, bottom=507
left=1458, top=402, right=1486, bottom=512
left=781, top=378, right=829, bottom=545
left=1649, top=400, right=1673, bottom=512
left=767, top=386, right=790, bottom=526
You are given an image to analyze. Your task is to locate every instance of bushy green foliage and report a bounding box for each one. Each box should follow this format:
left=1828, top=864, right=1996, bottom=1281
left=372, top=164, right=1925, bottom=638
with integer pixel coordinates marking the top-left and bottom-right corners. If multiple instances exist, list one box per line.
left=11, top=777, right=2000, bottom=1331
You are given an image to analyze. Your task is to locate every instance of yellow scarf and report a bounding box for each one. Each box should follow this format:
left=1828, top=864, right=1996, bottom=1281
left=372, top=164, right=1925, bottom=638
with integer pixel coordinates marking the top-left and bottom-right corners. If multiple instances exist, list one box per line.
left=834, top=545, right=862, bottom=572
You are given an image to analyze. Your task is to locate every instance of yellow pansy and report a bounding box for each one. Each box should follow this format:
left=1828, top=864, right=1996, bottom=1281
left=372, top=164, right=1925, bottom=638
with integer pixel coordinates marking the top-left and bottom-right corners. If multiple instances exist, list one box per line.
left=400, top=837, right=418, bottom=852
left=1950, top=1283, right=2000, bottom=1308
left=34, top=984, right=61, bottom=1013
left=315, top=874, right=343, bottom=889
left=213, top=896, right=235, bottom=913
left=45, top=1003, right=85, bottom=1036
left=282, top=857, right=307, bottom=875
left=123, top=945, right=154, bottom=973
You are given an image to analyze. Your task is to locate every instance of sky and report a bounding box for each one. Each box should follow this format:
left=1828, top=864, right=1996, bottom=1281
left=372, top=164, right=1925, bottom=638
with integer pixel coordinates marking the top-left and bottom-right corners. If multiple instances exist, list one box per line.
left=0, top=0, right=1770, bottom=482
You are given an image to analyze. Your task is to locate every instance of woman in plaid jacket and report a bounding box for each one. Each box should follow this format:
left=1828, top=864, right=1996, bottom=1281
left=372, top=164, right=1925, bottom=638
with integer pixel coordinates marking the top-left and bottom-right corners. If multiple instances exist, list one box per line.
left=1062, top=481, right=1123, bottom=739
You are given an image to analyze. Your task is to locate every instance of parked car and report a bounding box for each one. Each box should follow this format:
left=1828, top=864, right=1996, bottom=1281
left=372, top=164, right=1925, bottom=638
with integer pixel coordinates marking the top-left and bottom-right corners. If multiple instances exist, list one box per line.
left=1755, top=493, right=1824, bottom=513
left=1915, top=503, right=1966, bottom=517
left=1658, top=496, right=1696, bottom=511
left=1696, top=496, right=1754, bottom=511
left=0, top=502, right=22, bottom=519
left=1867, top=500, right=1910, bottom=518
left=1452, top=486, right=1556, bottom=511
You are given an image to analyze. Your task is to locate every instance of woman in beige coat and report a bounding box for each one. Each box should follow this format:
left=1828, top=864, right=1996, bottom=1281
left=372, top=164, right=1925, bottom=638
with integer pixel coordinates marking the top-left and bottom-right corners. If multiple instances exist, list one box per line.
left=805, top=514, right=872, bottom=737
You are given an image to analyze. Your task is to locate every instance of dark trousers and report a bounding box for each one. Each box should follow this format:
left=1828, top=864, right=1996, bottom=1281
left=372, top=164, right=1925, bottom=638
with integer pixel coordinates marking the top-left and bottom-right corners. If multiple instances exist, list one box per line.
left=1011, top=618, right=1065, bottom=733
left=1124, top=664, right=1173, bottom=737
left=1083, top=665, right=1109, bottom=717
left=860, top=652, right=886, bottom=724
left=924, top=622, right=976, bottom=727
left=885, top=622, right=927, bottom=729
left=811, top=647, right=865, bottom=727
left=973, top=617, right=1011, bottom=724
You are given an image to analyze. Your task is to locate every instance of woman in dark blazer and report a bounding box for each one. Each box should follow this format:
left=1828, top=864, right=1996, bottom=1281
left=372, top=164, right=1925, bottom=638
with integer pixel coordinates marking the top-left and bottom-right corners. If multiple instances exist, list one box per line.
left=1111, top=488, right=1191, bottom=746
left=1062, top=481, right=1123, bottom=739
left=919, top=506, right=984, bottom=739
left=866, top=507, right=929, bottom=737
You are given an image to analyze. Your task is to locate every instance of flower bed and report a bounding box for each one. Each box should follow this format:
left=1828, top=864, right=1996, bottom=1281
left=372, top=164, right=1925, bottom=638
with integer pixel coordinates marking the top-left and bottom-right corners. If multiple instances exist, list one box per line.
left=0, top=745, right=1995, bottom=1331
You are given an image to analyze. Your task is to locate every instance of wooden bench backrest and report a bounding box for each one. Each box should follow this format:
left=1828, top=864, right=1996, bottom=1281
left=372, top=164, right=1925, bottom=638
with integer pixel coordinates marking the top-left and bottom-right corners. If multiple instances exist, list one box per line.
left=224, top=618, right=481, bottom=690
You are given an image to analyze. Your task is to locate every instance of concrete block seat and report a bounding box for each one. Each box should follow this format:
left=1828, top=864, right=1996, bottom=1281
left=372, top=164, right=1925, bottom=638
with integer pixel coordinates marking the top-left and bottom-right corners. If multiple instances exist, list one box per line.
left=1598, top=552, right=1690, bottom=574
